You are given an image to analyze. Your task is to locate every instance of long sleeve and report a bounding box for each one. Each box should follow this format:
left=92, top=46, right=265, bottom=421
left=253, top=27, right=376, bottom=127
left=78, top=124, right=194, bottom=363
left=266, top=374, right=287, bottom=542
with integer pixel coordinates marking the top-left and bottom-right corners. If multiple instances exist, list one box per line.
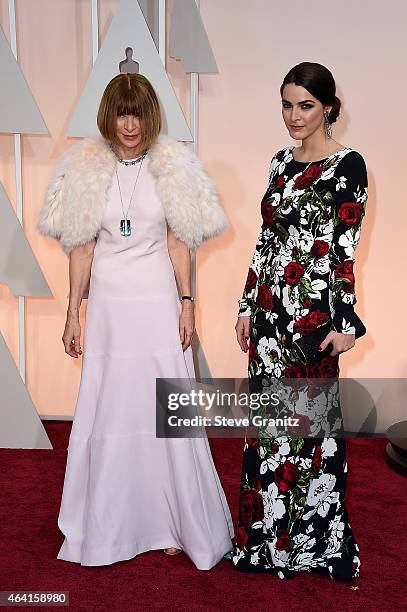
left=238, top=152, right=281, bottom=317
left=238, top=229, right=263, bottom=316
left=330, top=151, right=368, bottom=335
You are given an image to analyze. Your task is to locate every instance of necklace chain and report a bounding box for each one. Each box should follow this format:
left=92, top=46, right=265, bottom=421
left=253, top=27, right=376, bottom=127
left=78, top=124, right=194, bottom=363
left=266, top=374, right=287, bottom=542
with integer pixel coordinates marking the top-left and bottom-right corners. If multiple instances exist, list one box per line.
left=115, top=152, right=147, bottom=235
left=110, top=143, right=147, bottom=165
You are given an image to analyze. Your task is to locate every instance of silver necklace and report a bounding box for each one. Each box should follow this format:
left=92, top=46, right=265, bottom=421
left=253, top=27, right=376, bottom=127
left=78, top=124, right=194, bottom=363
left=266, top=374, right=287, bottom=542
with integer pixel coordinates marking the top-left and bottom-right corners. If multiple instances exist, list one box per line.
left=117, top=154, right=145, bottom=166
left=110, top=143, right=147, bottom=166
left=115, top=152, right=147, bottom=237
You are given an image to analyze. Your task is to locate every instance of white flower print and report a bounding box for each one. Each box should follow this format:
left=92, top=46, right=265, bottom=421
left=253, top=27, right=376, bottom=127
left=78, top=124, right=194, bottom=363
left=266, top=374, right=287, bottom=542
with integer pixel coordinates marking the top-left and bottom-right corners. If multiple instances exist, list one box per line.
left=319, top=219, right=334, bottom=239
left=325, top=515, right=345, bottom=556
left=321, top=438, right=337, bottom=458
left=292, top=552, right=315, bottom=570
left=298, top=457, right=312, bottom=471
left=271, top=192, right=281, bottom=206
left=277, top=160, right=287, bottom=176
left=257, top=336, right=282, bottom=375
left=283, top=148, right=292, bottom=164
left=251, top=249, right=265, bottom=276
left=338, top=227, right=361, bottom=258
left=285, top=224, right=315, bottom=254
left=234, top=147, right=366, bottom=577
left=293, top=533, right=317, bottom=549
left=268, top=540, right=290, bottom=568
left=260, top=437, right=290, bottom=472
left=268, top=156, right=279, bottom=180
left=341, top=292, right=355, bottom=305
left=307, top=277, right=328, bottom=299
left=282, top=177, right=298, bottom=200
left=250, top=552, right=260, bottom=565
left=281, top=286, right=296, bottom=316
left=303, top=474, right=339, bottom=520
left=340, top=319, right=356, bottom=334
left=336, top=175, right=347, bottom=191
left=312, top=257, right=330, bottom=276
left=262, top=482, right=286, bottom=528
left=265, top=310, right=279, bottom=324
left=320, top=165, right=337, bottom=181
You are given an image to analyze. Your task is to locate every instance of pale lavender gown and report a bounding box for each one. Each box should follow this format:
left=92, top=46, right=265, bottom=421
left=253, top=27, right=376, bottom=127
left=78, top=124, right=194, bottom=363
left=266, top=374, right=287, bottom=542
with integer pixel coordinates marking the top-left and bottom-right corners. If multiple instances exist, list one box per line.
left=56, top=154, right=234, bottom=569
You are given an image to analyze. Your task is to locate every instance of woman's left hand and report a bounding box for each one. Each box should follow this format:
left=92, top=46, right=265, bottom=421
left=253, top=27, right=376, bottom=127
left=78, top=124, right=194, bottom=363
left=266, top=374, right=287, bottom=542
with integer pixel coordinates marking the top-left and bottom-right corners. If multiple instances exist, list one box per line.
left=179, top=301, right=195, bottom=351
left=319, top=330, right=355, bottom=357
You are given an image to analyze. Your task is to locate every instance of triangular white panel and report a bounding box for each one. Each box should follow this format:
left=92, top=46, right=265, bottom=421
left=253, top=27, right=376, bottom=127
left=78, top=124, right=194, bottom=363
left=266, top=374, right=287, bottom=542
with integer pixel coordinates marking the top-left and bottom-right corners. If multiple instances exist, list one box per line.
left=0, top=183, right=51, bottom=297
left=170, top=0, right=218, bottom=74
left=0, top=26, right=47, bottom=134
left=67, top=0, right=192, bottom=141
left=138, top=0, right=159, bottom=48
left=0, top=332, right=52, bottom=449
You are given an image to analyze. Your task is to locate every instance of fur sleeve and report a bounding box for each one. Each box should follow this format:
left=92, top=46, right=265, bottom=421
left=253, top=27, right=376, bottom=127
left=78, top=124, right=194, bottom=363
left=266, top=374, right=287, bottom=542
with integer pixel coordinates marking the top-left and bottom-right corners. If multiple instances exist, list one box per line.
left=178, top=143, right=229, bottom=248
left=37, top=141, right=83, bottom=245
left=196, top=164, right=228, bottom=243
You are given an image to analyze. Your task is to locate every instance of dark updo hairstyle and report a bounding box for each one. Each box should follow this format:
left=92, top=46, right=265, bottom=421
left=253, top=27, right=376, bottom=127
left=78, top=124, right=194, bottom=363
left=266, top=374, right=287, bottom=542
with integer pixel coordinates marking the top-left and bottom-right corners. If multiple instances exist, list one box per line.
left=280, top=62, right=341, bottom=124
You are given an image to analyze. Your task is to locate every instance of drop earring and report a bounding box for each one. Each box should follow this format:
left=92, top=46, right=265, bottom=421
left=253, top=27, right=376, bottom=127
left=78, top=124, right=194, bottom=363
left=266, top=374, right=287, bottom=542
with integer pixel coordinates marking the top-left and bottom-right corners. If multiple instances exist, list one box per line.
left=324, top=110, right=332, bottom=138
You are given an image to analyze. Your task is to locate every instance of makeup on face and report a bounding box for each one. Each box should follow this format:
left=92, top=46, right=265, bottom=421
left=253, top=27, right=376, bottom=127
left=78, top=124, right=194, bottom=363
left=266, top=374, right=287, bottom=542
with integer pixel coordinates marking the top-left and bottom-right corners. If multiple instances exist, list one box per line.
left=115, top=114, right=143, bottom=157
left=281, top=84, right=325, bottom=139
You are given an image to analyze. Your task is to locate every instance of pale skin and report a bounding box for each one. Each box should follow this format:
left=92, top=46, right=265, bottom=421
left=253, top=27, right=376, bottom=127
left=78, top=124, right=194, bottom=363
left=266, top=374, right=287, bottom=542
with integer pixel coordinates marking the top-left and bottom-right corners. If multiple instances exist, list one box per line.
left=235, top=82, right=356, bottom=358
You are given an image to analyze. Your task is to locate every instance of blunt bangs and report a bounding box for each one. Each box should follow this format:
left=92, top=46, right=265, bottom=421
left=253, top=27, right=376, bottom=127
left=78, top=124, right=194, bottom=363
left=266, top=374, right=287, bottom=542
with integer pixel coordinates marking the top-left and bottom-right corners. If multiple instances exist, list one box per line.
left=97, top=73, right=161, bottom=151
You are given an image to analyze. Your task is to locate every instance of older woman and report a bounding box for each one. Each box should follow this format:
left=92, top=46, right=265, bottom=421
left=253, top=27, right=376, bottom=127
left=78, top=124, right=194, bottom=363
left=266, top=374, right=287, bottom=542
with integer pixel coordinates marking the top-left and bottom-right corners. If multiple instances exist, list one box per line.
left=38, top=73, right=234, bottom=569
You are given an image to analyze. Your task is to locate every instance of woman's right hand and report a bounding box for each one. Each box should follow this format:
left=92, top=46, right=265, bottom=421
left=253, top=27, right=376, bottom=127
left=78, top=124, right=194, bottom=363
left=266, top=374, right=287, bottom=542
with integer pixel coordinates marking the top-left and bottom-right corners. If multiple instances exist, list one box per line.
left=62, top=312, right=82, bottom=358
left=235, top=316, right=250, bottom=353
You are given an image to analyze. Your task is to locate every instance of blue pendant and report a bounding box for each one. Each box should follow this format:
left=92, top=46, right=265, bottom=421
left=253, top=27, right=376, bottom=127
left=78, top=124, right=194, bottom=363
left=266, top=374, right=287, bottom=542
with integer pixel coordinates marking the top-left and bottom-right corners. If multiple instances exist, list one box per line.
left=120, top=219, right=131, bottom=237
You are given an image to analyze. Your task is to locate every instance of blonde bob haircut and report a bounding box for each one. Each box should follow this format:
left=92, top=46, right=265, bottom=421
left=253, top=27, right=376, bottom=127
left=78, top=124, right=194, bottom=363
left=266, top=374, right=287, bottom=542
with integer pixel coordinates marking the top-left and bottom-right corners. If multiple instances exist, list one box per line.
left=97, top=73, right=162, bottom=151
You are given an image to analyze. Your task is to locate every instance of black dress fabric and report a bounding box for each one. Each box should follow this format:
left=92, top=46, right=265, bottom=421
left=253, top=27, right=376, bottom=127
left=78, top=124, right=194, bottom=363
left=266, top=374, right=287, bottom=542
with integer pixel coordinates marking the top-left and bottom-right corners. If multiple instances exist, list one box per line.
left=232, top=146, right=368, bottom=580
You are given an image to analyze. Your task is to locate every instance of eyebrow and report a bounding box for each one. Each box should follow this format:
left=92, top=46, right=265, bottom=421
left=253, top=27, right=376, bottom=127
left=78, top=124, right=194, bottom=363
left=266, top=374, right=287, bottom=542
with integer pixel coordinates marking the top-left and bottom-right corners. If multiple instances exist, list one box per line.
left=281, top=99, right=315, bottom=104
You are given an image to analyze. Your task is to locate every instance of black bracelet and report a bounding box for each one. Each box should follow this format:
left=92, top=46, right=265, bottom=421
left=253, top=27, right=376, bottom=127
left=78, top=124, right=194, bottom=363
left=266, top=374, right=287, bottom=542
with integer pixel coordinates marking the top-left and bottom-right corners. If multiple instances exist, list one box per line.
left=181, top=295, right=194, bottom=302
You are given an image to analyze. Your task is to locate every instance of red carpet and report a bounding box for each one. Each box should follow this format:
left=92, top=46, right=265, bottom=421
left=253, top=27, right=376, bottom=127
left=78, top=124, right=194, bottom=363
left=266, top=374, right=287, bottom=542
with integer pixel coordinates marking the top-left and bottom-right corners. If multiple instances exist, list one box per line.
left=0, top=423, right=406, bottom=611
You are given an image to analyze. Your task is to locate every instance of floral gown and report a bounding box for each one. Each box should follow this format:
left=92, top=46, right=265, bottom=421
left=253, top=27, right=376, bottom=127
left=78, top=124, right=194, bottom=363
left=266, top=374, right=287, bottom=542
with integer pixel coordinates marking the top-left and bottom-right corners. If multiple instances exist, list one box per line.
left=231, top=146, right=368, bottom=580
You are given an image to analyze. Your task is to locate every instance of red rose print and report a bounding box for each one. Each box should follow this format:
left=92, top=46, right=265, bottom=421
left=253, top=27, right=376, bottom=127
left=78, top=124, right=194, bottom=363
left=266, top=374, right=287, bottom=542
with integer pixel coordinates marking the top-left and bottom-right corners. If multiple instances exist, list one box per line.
left=293, top=165, right=323, bottom=190
left=337, top=202, right=363, bottom=226
left=275, top=174, right=285, bottom=188
left=318, top=355, right=339, bottom=378
left=249, top=339, right=258, bottom=362
left=283, top=364, right=304, bottom=378
left=235, top=527, right=249, bottom=548
left=251, top=477, right=262, bottom=492
left=239, top=489, right=264, bottom=526
left=256, top=283, right=274, bottom=310
left=303, top=297, right=312, bottom=308
left=294, top=310, right=330, bottom=336
left=311, top=240, right=330, bottom=259
left=289, top=413, right=311, bottom=437
left=246, top=437, right=259, bottom=449
left=311, top=445, right=322, bottom=473
left=292, top=246, right=300, bottom=256
left=274, top=461, right=299, bottom=493
left=337, top=260, right=353, bottom=274
left=261, top=199, right=274, bottom=228
left=245, top=268, right=258, bottom=292
left=335, top=260, right=355, bottom=293
left=276, top=531, right=292, bottom=551
left=306, top=354, right=339, bottom=378
left=284, top=262, right=305, bottom=286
